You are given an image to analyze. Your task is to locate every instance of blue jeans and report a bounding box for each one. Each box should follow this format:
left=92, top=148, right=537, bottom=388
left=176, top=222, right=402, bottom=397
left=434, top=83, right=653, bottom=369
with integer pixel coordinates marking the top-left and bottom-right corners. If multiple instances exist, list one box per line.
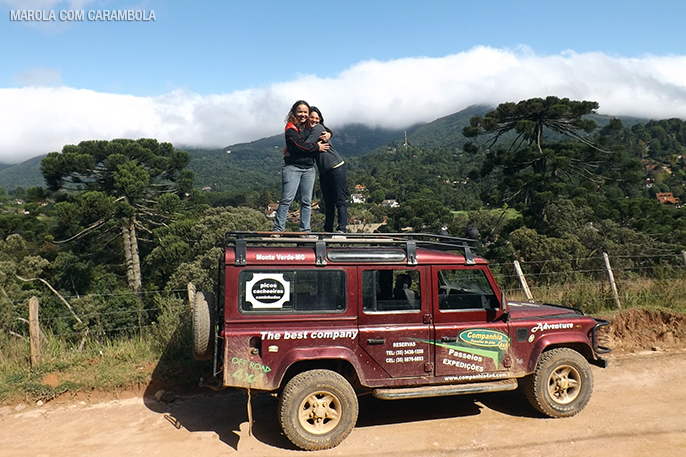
left=273, top=164, right=315, bottom=232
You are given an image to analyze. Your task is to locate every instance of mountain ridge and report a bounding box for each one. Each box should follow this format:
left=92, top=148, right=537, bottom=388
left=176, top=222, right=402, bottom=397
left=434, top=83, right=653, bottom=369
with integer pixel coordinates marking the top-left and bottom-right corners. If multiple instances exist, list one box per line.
left=0, top=106, right=645, bottom=193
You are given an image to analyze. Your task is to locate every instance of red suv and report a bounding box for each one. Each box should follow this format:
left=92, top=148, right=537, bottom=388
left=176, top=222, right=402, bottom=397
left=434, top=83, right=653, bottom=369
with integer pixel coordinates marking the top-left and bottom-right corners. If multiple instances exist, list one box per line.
left=191, top=232, right=609, bottom=450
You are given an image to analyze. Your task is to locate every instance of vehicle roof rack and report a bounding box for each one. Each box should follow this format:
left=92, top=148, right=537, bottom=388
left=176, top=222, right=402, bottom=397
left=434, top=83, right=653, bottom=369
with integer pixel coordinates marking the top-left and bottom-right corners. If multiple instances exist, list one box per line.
left=226, top=231, right=478, bottom=266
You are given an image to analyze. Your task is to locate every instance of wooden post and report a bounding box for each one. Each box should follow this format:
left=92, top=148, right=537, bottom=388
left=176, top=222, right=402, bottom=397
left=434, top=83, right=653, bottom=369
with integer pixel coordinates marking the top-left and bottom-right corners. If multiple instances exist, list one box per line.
left=187, top=282, right=196, bottom=308
left=603, top=253, right=622, bottom=309
left=29, top=296, right=41, bottom=367
left=682, top=250, right=686, bottom=267
left=513, top=260, right=534, bottom=302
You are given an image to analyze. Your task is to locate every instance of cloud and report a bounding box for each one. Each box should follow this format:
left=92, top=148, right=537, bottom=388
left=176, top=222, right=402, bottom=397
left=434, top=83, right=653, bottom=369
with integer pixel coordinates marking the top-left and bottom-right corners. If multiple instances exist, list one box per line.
left=3, top=46, right=686, bottom=164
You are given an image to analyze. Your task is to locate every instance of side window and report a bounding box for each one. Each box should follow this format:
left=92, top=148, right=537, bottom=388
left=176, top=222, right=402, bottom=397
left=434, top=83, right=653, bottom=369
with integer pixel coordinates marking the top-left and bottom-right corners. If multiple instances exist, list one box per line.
left=438, top=269, right=498, bottom=311
left=362, top=269, right=420, bottom=313
left=239, top=270, right=346, bottom=313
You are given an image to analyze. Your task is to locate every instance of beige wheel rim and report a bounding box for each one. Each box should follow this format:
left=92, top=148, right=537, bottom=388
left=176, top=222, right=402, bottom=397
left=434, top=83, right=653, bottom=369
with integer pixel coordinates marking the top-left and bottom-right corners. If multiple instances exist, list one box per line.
left=546, top=364, right=581, bottom=405
left=298, top=391, right=342, bottom=434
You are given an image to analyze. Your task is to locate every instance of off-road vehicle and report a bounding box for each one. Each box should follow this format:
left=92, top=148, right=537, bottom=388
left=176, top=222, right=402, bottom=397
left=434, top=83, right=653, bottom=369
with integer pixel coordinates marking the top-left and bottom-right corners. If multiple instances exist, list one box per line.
left=190, top=231, right=609, bottom=450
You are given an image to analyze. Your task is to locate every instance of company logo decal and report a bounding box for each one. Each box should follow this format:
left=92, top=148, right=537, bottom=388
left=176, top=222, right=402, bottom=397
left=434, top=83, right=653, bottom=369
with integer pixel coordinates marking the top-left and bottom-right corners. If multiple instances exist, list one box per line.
left=459, top=329, right=511, bottom=351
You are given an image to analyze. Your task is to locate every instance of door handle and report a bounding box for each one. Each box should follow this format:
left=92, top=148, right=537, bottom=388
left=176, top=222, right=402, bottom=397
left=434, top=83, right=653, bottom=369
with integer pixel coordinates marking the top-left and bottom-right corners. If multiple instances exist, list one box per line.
left=441, top=336, right=457, bottom=343
left=367, top=338, right=385, bottom=345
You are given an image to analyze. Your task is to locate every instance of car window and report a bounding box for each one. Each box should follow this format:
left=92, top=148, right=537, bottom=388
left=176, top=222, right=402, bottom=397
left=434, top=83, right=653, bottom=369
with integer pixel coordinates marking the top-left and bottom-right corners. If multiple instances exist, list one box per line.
left=239, top=269, right=346, bottom=313
left=438, top=269, right=498, bottom=310
left=362, top=269, right=421, bottom=313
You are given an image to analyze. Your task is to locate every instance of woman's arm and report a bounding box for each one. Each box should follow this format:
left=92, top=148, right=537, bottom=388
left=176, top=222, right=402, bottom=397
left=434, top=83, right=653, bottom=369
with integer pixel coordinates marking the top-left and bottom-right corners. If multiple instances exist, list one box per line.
left=286, top=124, right=328, bottom=152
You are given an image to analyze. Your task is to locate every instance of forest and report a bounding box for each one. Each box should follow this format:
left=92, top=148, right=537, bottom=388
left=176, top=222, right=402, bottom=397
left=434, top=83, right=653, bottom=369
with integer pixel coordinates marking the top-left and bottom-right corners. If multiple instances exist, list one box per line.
left=1, top=96, right=686, bottom=399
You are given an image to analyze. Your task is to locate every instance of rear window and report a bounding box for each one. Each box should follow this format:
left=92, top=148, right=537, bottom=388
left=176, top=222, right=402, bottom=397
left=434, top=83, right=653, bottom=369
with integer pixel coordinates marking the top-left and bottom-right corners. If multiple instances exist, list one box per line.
left=239, top=269, right=346, bottom=314
left=362, top=269, right=421, bottom=313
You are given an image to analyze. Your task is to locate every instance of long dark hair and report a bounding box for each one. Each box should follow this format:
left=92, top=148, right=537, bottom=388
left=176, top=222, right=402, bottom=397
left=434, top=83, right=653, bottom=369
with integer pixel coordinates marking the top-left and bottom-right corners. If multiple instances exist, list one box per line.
left=285, top=100, right=310, bottom=125
left=309, top=106, right=326, bottom=128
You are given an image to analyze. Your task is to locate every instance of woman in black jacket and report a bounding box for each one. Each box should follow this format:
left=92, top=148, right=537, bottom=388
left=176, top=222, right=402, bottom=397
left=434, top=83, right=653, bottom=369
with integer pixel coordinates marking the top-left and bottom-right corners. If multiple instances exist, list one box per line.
left=306, top=106, right=348, bottom=233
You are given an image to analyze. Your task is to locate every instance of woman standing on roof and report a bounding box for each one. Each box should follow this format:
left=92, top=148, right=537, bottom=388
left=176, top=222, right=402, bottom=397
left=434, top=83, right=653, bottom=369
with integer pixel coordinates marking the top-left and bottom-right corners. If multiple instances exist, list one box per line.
left=306, top=106, right=348, bottom=233
left=272, top=100, right=329, bottom=232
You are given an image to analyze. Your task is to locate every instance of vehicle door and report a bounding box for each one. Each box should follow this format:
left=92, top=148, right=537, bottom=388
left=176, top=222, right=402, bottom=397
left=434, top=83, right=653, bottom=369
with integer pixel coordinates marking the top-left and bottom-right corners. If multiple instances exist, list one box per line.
left=358, top=266, right=432, bottom=378
left=431, top=266, right=512, bottom=381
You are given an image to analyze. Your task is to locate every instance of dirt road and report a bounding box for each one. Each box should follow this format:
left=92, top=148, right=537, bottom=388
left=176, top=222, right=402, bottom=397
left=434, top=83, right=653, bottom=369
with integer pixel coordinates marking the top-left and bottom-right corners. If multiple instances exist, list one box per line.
left=1, top=349, right=685, bottom=457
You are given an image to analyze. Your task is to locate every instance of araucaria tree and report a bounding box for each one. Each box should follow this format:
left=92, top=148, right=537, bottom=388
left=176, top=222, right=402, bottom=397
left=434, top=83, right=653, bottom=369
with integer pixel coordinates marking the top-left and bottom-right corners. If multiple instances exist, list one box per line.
left=462, top=96, right=630, bottom=222
left=41, top=139, right=193, bottom=302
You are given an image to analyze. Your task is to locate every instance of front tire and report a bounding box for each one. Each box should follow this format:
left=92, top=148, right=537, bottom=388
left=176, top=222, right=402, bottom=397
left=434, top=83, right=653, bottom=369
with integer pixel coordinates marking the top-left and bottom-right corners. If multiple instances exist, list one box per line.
left=278, top=369, right=358, bottom=450
left=524, top=347, right=593, bottom=418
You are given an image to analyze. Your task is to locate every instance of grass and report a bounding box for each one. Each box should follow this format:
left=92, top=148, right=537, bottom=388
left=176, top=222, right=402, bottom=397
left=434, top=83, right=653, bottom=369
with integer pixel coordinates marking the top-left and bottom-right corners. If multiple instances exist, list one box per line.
left=0, top=335, right=159, bottom=403
left=504, top=274, right=686, bottom=315
left=0, top=297, right=212, bottom=405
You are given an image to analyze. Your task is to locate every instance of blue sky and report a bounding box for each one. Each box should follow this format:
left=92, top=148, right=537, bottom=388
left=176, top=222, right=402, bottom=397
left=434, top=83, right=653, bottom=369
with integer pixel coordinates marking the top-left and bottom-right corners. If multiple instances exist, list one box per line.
left=2, top=0, right=686, bottom=164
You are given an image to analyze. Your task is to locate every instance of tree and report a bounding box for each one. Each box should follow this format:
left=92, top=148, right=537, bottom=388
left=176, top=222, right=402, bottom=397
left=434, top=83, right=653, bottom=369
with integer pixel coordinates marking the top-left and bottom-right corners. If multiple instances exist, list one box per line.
left=163, top=206, right=271, bottom=292
left=462, top=97, right=633, bottom=224
left=41, top=139, right=193, bottom=304
left=385, top=199, right=453, bottom=233
left=463, top=96, right=600, bottom=155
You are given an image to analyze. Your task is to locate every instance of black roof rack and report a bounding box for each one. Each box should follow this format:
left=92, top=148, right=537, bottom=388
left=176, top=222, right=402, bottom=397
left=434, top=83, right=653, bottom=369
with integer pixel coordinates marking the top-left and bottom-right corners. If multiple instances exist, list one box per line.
left=225, top=231, right=478, bottom=266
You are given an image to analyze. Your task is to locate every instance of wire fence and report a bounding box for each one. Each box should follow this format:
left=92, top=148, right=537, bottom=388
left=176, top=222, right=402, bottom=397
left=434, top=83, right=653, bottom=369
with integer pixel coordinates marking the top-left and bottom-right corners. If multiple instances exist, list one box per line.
left=491, top=251, right=686, bottom=312
left=6, top=252, right=686, bottom=341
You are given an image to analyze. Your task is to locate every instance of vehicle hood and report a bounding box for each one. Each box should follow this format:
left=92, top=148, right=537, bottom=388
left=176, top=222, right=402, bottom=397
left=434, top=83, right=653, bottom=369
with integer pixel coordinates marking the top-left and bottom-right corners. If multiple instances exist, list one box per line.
left=506, top=301, right=585, bottom=321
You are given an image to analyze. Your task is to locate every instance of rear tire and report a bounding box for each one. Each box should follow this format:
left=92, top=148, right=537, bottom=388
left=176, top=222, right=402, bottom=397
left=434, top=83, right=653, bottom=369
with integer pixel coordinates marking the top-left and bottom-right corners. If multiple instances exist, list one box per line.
left=278, top=369, right=358, bottom=450
left=524, top=347, right=593, bottom=418
left=191, top=291, right=215, bottom=361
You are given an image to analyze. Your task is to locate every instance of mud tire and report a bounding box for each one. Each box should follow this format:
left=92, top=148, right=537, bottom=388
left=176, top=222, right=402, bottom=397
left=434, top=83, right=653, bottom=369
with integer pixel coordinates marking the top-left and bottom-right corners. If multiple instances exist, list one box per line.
left=191, top=291, right=215, bottom=361
left=278, top=369, right=358, bottom=450
left=524, top=347, right=594, bottom=418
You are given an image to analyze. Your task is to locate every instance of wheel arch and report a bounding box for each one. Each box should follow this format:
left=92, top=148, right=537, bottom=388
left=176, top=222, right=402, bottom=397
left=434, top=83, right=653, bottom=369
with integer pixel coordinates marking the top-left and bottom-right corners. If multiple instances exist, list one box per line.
left=527, top=336, right=594, bottom=373
left=279, top=357, right=362, bottom=392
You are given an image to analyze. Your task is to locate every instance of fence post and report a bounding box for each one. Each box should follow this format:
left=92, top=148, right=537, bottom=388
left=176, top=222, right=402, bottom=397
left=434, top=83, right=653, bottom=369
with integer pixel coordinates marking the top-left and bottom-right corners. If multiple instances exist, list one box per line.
left=29, top=296, right=41, bottom=367
left=513, top=260, right=534, bottom=302
left=603, top=253, right=622, bottom=309
left=187, top=282, right=196, bottom=308
left=682, top=250, right=686, bottom=267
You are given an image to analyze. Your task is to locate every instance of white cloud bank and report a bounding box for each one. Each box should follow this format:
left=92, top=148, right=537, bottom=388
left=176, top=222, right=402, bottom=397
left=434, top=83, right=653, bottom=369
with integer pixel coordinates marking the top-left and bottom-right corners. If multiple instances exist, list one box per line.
left=3, top=46, right=686, bottom=164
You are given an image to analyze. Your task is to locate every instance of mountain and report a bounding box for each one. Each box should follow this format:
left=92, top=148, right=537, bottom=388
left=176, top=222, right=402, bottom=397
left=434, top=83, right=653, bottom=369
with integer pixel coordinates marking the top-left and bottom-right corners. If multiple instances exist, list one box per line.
left=0, top=155, right=48, bottom=192
left=407, top=104, right=492, bottom=149
left=0, top=106, right=648, bottom=193
left=187, top=123, right=421, bottom=192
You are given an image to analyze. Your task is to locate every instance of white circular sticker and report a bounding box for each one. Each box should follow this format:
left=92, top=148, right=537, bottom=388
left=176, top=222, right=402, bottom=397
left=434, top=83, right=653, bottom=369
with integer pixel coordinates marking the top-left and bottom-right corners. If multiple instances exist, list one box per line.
left=245, top=273, right=290, bottom=309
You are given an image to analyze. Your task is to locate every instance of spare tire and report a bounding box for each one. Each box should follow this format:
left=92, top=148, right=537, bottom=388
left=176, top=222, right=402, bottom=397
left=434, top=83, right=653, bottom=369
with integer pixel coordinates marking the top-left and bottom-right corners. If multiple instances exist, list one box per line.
left=192, top=290, right=216, bottom=361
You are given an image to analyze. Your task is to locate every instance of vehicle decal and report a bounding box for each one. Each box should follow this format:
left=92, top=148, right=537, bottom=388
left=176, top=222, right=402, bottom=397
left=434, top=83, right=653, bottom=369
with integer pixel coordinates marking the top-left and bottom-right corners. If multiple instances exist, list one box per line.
left=385, top=346, right=425, bottom=364
left=229, top=356, right=272, bottom=385
left=444, top=372, right=508, bottom=382
left=531, top=322, right=575, bottom=332
left=459, top=329, right=511, bottom=351
left=245, top=273, right=290, bottom=309
left=259, top=330, right=358, bottom=341
left=417, top=338, right=500, bottom=367
left=416, top=329, right=511, bottom=369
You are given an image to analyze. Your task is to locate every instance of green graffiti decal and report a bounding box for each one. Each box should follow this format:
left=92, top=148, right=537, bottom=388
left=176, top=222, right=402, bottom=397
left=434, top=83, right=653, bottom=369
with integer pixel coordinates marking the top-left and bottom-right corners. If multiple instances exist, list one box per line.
left=229, top=356, right=272, bottom=385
